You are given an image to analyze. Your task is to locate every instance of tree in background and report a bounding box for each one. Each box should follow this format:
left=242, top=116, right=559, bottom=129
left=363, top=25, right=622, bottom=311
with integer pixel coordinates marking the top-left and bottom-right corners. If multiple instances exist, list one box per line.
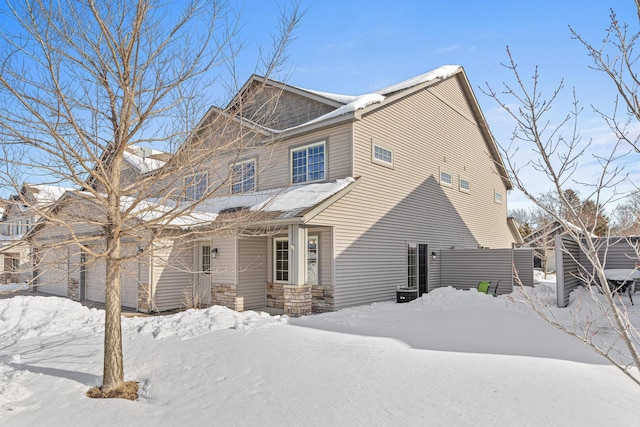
left=484, top=5, right=640, bottom=385
left=0, top=0, right=301, bottom=397
left=612, top=191, right=640, bottom=235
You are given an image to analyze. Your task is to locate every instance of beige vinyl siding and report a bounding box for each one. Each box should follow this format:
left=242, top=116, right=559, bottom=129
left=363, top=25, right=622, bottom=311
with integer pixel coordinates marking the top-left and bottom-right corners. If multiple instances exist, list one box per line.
left=257, top=123, right=353, bottom=190
left=233, top=83, right=336, bottom=130
left=307, top=227, right=332, bottom=286
left=211, top=235, right=237, bottom=285
left=152, top=239, right=193, bottom=311
left=309, top=74, right=514, bottom=308
left=237, top=237, right=267, bottom=309
left=150, top=123, right=353, bottom=202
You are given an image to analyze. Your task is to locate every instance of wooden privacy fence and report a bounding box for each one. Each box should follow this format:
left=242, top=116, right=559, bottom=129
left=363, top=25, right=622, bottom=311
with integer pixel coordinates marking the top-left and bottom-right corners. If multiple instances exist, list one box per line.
left=555, top=235, right=640, bottom=307
left=439, top=248, right=534, bottom=295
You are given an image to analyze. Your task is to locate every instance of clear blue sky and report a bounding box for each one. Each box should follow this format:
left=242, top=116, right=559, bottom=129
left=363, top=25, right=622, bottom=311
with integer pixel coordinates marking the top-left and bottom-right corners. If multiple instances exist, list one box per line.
left=1, top=1, right=637, bottom=211
left=234, top=0, right=638, bottom=212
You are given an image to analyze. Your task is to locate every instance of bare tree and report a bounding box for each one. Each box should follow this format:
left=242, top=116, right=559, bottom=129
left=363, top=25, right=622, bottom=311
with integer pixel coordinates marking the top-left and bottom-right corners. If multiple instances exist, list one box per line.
left=0, top=0, right=301, bottom=397
left=483, top=27, right=640, bottom=383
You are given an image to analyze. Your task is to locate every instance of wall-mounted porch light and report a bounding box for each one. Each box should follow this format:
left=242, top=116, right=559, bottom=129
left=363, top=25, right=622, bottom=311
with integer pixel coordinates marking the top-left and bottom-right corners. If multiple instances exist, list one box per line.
left=212, top=247, right=219, bottom=258
left=431, top=251, right=437, bottom=260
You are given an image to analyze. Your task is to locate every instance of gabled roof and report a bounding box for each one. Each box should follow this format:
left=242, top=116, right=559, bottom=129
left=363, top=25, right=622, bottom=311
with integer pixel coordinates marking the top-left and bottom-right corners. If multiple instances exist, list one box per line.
left=523, top=220, right=597, bottom=246
left=224, top=66, right=512, bottom=190
left=28, top=178, right=359, bottom=235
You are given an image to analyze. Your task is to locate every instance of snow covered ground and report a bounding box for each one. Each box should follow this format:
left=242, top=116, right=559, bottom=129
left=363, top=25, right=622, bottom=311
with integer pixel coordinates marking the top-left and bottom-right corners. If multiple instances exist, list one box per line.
left=2, top=279, right=640, bottom=426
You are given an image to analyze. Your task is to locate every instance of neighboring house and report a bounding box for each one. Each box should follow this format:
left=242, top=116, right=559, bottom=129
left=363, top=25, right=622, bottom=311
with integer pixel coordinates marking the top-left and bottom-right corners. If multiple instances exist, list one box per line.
left=0, top=184, right=74, bottom=284
left=523, top=220, right=596, bottom=275
left=31, top=65, right=520, bottom=315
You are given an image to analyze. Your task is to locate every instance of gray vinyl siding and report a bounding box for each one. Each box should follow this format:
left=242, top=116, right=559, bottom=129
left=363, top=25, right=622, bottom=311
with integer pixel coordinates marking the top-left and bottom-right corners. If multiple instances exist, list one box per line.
left=513, top=248, right=534, bottom=288
left=555, top=237, right=640, bottom=307
left=152, top=239, right=193, bottom=311
left=439, top=248, right=514, bottom=295
left=237, top=237, right=267, bottom=309
left=556, top=235, right=582, bottom=307
left=309, top=74, right=514, bottom=308
left=592, top=238, right=640, bottom=269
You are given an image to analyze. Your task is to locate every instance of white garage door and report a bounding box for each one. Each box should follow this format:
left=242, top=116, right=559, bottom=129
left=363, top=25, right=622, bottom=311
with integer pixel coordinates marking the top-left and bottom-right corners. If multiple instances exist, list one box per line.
left=120, top=245, right=139, bottom=309
left=85, top=247, right=138, bottom=309
left=85, top=256, right=106, bottom=304
left=38, top=248, right=68, bottom=296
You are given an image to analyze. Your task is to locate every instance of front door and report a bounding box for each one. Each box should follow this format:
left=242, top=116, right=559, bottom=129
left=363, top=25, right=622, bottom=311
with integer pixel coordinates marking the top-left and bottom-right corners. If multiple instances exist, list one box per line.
left=418, top=244, right=429, bottom=296
left=195, top=242, right=212, bottom=307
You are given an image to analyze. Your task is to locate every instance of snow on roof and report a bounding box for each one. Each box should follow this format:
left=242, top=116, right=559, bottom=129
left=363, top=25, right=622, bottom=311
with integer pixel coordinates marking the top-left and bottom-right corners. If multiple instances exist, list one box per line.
left=123, top=145, right=167, bottom=174
left=27, top=184, right=76, bottom=205
left=280, top=65, right=462, bottom=132
left=375, top=65, right=461, bottom=95
left=252, top=177, right=355, bottom=215
left=115, top=177, right=356, bottom=228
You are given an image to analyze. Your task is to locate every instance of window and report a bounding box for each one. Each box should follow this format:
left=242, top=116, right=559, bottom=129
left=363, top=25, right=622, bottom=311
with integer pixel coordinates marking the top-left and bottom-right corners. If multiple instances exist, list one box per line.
left=14, top=219, right=22, bottom=235
left=439, top=168, right=452, bottom=187
left=459, top=177, right=470, bottom=193
left=307, top=236, right=318, bottom=285
left=274, top=238, right=289, bottom=282
left=407, top=244, right=418, bottom=288
left=184, top=173, right=208, bottom=201
left=372, top=141, right=393, bottom=167
left=201, top=245, right=211, bottom=274
left=231, top=159, right=256, bottom=194
left=273, top=236, right=319, bottom=284
left=495, top=191, right=503, bottom=203
left=291, top=141, right=325, bottom=184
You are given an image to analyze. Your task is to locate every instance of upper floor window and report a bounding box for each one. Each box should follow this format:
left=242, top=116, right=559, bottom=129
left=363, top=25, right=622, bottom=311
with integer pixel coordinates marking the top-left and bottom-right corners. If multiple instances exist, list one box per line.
left=372, top=141, right=394, bottom=168
left=184, top=172, right=208, bottom=201
left=495, top=191, right=503, bottom=204
left=291, top=141, right=325, bottom=184
left=439, top=168, right=452, bottom=187
left=231, top=159, right=256, bottom=194
left=459, top=177, right=470, bottom=193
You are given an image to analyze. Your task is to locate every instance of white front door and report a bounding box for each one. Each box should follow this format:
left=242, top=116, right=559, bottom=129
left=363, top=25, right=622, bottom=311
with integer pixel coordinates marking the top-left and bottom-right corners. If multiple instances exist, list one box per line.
left=195, top=242, right=212, bottom=307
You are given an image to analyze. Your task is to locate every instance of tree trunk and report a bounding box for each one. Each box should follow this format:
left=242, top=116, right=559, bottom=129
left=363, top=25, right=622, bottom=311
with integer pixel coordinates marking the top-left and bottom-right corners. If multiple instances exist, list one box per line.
left=102, top=235, right=124, bottom=392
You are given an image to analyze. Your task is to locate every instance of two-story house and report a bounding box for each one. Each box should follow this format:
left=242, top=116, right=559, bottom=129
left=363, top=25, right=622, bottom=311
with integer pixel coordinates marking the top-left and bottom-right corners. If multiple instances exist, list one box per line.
left=0, top=184, right=75, bottom=284
left=30, top=65, right=520, bottom=315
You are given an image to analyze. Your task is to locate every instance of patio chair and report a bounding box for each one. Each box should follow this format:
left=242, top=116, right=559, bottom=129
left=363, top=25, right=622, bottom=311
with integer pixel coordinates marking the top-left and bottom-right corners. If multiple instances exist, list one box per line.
left=477, top=280, right=500, bottom=296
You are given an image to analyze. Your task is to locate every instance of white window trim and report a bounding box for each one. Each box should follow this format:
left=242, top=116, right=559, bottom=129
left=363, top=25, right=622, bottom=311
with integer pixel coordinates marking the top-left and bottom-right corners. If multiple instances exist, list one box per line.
left=200, top=244, right=211, bottom=275
left=407, top=242, right=418, bottom=289
left=290, top=141, right=326, bottom=185
left=494, top=190, right=503, bottom=204
left=459, top=176, right=470, bottom=193
left=273, top=237, right=289, bottom=283
left=307, top=235, right=319, bottom=286
left=230, top=158, right=256, bottom=194
left=184, top=172, right=208, bottom=201
left=439, top=167, right=453, bottom=188
left=371, top=140, right=394, bottom=168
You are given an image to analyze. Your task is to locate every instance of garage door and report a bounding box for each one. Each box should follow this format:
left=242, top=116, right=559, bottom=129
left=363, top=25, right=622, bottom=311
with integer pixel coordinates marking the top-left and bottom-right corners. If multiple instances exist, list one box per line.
left=85, top=248, right=138, bottom=309
left=120, top=245, right=139, bottom=309
left=38, top=248, right=68, bottom=296
left=85, top=255, right=106, bottom=304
